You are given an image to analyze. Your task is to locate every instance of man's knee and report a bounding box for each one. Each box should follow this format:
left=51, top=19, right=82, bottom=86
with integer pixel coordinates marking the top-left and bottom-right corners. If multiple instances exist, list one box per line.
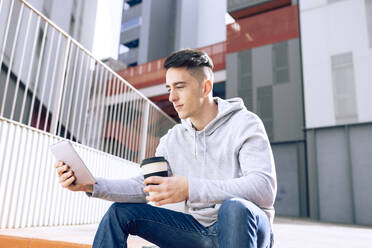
left=105, top=202, right=139, bottom=223
left=105, top=202, right=124, bottom=220
left=218, top=198, right=256, bottom=222
left=107, top=202, right=126, bottom=214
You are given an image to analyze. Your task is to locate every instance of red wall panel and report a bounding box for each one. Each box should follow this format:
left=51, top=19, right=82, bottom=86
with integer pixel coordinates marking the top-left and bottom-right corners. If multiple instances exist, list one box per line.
left=226, top=5, right=299, bottom=54
left=229, top=0, right=291, bottom=20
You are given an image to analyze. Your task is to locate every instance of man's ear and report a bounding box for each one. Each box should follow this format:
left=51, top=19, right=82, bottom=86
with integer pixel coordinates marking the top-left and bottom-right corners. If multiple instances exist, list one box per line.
left=203, top=79, right=213, bottom=97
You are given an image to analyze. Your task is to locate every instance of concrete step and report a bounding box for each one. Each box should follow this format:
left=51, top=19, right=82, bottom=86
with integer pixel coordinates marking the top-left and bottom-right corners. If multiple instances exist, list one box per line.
left=0, top=235, right=91, bottom=248
left=1, top=217, right=372, bottom=247
left=0, top=224, right=155, bottom=248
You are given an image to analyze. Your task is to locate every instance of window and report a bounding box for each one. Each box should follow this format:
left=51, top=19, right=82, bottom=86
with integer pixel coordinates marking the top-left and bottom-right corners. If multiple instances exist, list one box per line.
left=331, top=52, right=358, bottom=123
left=119, top=44, right=130, bottom=54
left=257, top=86, right=273, bottom=140
left=238, top=49, right=253, bottom=110
left=121, top=17, right=142, bottom=32
left=128, top=62, right=138, bottom=67
left=124, top=39, right=139, bottom=48
left=272, top=41, right=289, bottom=84
left=126, top=0, right=142, bottom=7
left=366, top=0, right=372, bottom=47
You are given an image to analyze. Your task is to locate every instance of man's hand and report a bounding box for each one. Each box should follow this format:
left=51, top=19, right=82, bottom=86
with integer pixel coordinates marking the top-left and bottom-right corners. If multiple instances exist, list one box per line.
left=54, top=161, right=93, bottom=193
left=143, top=175, right=189, bottom=206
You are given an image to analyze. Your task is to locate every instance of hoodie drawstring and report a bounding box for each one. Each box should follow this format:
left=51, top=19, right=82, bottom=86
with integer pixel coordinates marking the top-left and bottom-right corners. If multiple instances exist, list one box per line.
left=203, top=132, right=207, bottom=166
left=194, top=130, right=197, bottom=158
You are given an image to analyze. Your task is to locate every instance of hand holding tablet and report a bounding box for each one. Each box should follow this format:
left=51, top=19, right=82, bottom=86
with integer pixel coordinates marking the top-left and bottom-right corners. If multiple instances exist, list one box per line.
left=51, top=140, right=96, bottom=192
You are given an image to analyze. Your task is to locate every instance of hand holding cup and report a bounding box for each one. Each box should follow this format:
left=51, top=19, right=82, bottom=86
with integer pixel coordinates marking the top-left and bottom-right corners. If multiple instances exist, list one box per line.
left=141, top=157, right=189, bottom=206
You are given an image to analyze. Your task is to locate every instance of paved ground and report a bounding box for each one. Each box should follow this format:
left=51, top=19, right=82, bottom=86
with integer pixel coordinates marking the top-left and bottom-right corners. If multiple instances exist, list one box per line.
left=1, top=217, right=372, bottom=247
left=273, top=217, right=372, bottom=248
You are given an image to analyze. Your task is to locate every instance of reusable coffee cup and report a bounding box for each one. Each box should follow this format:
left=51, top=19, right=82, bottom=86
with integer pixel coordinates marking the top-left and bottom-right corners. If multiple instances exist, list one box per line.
left=140, top=156, right=169, bottom=198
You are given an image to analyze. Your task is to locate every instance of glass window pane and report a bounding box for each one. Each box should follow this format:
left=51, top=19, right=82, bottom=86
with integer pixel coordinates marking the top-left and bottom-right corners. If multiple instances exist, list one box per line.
left=273, top=41, right=289, bottom=84
left=238, top=49, right=252, bottom=73
left=276, top=69, right=289, bottom=84
left=239, top=89, right=253, bottom=110
left=238, top=49, right=253, bottom=109
left=274, top=43, right=288, bottom=67
left=331, top=52, right=358, bottom=121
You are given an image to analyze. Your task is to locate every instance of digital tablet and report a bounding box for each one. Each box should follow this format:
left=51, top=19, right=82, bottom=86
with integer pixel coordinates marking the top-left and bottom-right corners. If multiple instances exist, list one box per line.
left=50, top=140, right=96, bottom=185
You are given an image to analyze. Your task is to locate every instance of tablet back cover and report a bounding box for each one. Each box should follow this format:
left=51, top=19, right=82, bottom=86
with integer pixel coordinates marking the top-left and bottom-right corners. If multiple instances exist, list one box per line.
left=50, top=141, right=96, bottom=185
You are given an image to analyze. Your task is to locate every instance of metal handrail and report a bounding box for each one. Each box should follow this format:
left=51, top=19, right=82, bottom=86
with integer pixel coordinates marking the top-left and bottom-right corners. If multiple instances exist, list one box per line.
left=0, top=0, right=176, bottom=164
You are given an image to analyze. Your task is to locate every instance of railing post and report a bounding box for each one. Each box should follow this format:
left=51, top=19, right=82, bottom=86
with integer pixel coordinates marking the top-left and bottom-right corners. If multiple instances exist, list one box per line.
left=139, top=101, right=150, bottom=161
left=50, top=37, right=71, bottom=135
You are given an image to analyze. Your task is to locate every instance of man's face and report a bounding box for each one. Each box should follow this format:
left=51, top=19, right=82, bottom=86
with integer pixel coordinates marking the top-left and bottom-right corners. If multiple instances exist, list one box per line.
left=165, top=67, right=204, bottom=119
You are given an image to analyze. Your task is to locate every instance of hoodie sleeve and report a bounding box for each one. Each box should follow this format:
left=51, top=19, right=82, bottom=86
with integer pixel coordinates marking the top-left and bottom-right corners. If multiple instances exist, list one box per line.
left=86, top=176, right=147, bottom=203
left=188, top=120, right=277, bottom=209
left=86, top=129, right=175, bottom=202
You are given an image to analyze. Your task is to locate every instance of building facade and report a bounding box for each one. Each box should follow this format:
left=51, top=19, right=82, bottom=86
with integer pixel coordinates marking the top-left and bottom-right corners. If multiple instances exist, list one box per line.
left=119, top=0, right=226, bottom=66
left=300, top=0, right=372, bottom=225
left=117, top=0, right=372, bottom=226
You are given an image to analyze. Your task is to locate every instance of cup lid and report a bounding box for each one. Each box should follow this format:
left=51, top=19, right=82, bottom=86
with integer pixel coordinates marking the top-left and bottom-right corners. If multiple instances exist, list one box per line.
left=140, top=156, right=167, bottom=167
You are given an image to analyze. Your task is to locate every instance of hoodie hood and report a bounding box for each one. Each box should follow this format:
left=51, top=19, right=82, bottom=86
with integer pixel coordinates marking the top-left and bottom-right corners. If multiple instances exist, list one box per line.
left=181, top=97, right=246, bottom=162
left=181, top=97, right=245, bottom=136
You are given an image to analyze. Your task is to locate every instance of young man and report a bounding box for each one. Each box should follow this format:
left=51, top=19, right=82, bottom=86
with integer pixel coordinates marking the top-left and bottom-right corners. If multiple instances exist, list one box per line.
left=55, top=49, right=277, bottom=248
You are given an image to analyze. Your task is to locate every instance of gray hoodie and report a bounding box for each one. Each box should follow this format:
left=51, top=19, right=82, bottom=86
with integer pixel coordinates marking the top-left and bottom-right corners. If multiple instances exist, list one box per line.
left=89, top=97, right=277, bottom=227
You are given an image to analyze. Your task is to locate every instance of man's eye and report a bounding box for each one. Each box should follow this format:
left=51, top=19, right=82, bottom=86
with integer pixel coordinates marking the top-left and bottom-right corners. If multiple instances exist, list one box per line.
left=176, top=86, right=184, bottom=89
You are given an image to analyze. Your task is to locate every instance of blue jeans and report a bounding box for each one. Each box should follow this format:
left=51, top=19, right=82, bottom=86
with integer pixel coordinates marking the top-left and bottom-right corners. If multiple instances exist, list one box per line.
left=93, top=198, right=273, bottom=248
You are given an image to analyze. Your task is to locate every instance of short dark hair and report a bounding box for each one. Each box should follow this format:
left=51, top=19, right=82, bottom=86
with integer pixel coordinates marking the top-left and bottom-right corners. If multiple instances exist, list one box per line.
left=163, top=49, right=214, bottom=70
left=164, top=49, right=214, bottom=83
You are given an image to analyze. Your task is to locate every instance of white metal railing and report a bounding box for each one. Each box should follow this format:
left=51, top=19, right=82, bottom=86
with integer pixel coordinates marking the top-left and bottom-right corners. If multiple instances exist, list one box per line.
left=0, top=0, right=176, bottom=229
left=0, top=0, right=176, bottom=164
left=0, top=116, right=142, bottom=228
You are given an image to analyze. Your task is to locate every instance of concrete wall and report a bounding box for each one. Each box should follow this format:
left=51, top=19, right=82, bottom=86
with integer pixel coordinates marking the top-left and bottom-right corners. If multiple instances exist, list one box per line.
left=306, top=123, right=372, bottom=225
left=93, top=0, right=123, bottom=60
left=272, top=141, right=308, bottom=217
left=300, top=0, right=372, bottom=128
left=174, top=0, right=226, bottom=50
left=138, top=0, right=176, bottom=64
